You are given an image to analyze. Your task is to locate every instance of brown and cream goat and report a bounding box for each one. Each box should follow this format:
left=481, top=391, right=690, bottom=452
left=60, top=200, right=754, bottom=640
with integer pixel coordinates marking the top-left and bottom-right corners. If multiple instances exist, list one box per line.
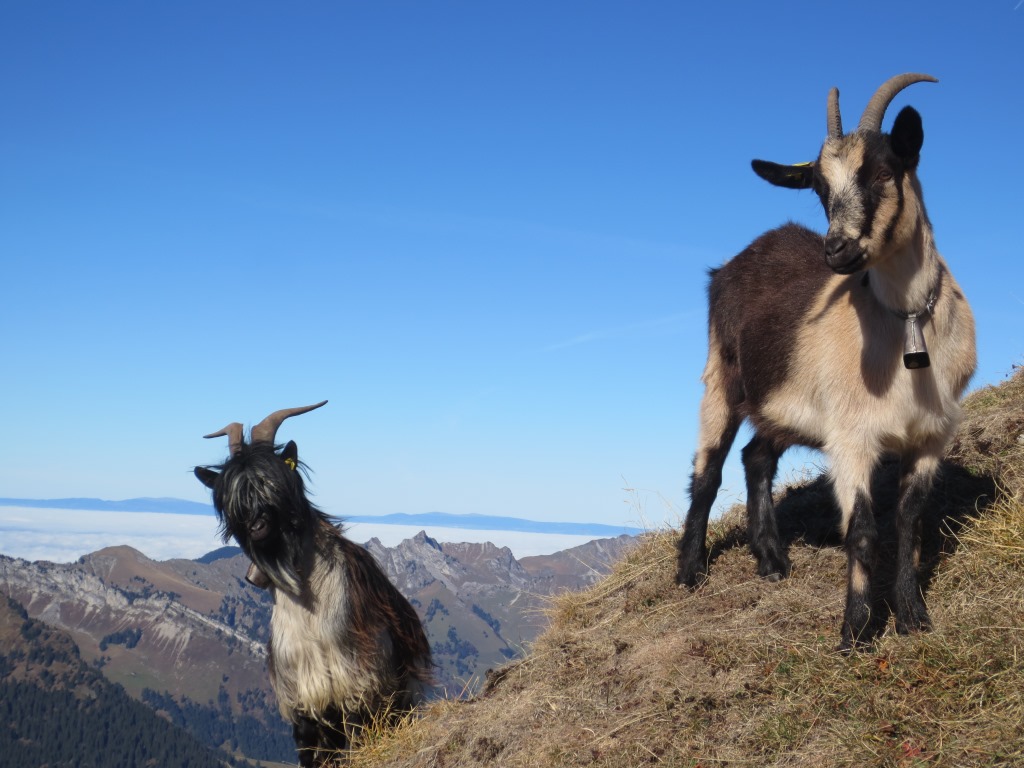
left=195, top=402, right=432, bottom=766
left=675, top=74, right=976, bottom=650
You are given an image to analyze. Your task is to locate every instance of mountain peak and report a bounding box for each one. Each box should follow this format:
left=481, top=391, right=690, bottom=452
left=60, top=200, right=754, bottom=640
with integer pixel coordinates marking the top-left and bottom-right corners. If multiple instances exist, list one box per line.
left=193, top=545, right=243, bottom=564
left=411, top=530, right=442, bottom=551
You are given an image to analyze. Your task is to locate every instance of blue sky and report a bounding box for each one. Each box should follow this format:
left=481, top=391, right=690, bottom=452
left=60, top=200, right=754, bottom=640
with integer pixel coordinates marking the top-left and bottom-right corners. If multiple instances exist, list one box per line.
left=2, top=1, right=1022, bottom=535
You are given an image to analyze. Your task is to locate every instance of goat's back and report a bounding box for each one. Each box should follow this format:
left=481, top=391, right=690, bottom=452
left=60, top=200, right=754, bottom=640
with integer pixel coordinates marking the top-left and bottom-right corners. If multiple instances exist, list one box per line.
left=708, top=223, right=830, bottom=415
left=706, top=222, right=973, bottom=456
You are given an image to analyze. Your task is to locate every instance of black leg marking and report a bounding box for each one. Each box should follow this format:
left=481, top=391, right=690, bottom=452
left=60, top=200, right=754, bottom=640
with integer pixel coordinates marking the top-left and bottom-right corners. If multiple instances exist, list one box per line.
left=742, top=435, right=790, bottom=581
left=293, top=716, right=325, bottom=768
left=840, top=490, right=878, bottom=652
left=676, top=421, right=740, bottom=588
left=893, top=466, right=934, bottom=635
left=293, top=710, right=351, bottom=767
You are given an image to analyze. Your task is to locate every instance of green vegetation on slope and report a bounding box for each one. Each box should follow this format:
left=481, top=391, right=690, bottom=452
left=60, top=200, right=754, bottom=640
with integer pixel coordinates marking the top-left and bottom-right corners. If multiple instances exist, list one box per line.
left=0, top=595, right=231, bottom=768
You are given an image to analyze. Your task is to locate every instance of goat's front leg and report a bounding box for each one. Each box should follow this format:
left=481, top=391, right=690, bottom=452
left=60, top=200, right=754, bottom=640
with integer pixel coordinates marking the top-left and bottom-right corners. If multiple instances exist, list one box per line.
left=293, top=715, right=326, bottom=768
left=831, top=450, right=879, bottom=651
left=893, top=452, right=939, bottom=635
left=293, top=713, right=349, bottom=768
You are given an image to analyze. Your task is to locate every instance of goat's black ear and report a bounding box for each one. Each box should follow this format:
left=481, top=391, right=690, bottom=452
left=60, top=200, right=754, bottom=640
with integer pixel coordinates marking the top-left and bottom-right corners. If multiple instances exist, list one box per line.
left=194, top=467, right=220, bottom=489
left=751, top=159, right=815, bottom=189
left=281, top=440, right=299, bottom=470
left=890, top=106, right=924, bottom=167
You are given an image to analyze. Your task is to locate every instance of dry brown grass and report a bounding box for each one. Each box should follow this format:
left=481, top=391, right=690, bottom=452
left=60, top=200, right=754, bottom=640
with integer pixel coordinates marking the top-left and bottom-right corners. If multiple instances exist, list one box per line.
left=355, top=366, right=1024, bottom=767
left=949, top=364, right=1024, bottom=494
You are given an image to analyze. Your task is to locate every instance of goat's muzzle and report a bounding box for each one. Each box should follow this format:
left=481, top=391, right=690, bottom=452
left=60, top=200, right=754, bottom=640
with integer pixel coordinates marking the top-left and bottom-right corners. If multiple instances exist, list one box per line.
left=249, top=517, right=271, bottom=542
left=824, top=235, right=866, bottom=275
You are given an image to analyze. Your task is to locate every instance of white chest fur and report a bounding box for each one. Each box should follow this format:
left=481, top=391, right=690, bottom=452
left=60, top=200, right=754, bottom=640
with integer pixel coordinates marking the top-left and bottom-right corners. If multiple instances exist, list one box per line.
left=267, top=564, right=379, bottom=721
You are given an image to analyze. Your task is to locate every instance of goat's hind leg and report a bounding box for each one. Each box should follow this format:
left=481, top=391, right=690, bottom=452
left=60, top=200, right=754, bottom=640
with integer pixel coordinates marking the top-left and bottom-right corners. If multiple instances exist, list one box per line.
left=893, top=452, right=939, bottom=635
left=676, top=372, right=741, bottom=588
left=742, top=434, right=790, bottom=581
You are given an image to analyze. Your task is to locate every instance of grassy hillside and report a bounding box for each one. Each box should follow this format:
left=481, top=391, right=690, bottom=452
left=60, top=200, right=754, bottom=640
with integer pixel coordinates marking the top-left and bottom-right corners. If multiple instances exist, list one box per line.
left=355, top=365, right=1024, bottom=767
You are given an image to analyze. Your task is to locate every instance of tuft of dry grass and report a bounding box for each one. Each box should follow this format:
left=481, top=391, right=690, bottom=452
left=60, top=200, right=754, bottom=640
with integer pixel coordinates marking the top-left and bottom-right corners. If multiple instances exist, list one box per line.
left=949, top=363, right=1024, bottom=495
left=353, top=366, right=1024, bottom=767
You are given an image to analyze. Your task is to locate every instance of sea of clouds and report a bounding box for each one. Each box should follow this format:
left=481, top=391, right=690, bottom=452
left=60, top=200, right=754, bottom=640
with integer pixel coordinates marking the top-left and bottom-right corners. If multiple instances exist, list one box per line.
left=0, top=506, right=602, bottom=564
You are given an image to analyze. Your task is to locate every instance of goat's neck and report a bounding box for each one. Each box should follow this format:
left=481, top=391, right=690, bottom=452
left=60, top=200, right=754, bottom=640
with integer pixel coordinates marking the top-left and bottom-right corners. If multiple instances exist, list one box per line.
left=865, top=217, right=940, bottom=317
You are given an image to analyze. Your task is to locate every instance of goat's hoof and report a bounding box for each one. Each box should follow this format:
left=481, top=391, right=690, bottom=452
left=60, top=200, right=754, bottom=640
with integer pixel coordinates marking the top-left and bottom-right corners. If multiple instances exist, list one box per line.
left=756, top=556, right=791, bottom=582
left=838, top=621, right=874, bottom=654
left=895, top=610, right=933, bottom=636
left=836, top=636, right=872, bottom=655
left=675, top=565, right=708, bottom=590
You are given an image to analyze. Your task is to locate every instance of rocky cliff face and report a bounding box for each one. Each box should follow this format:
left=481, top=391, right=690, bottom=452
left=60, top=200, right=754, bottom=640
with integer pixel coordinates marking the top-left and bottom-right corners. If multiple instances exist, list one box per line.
left=0, top=548, right=269, bottom=700
left=365, top=531, right=637, bottom=685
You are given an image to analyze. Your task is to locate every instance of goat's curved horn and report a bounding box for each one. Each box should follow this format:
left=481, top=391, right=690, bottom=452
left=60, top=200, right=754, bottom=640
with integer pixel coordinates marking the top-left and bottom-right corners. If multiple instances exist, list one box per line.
left=203, top=422, right=245, bottom=455
left=827, top=87, right=843, bottom=139
left=250, top=400, right=328, bottom=445
left=858, top=73, right=937, bottom=133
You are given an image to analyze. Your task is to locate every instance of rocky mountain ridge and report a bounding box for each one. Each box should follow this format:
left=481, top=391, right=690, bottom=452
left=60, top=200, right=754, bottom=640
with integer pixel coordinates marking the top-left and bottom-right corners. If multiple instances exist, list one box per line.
left=0, top=529, right=637, bottom=764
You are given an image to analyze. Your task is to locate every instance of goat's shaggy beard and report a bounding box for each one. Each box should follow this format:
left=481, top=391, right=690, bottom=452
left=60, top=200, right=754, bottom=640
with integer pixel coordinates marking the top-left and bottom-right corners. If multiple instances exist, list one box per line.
left=235, top=522, right=310, bottom=598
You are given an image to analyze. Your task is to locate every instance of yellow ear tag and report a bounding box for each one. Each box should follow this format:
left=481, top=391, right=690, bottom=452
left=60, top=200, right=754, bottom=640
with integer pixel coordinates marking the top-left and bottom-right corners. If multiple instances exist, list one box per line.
left=786, top=161, right=814, bottom=183
left=284, top=458, right=297, bottom=471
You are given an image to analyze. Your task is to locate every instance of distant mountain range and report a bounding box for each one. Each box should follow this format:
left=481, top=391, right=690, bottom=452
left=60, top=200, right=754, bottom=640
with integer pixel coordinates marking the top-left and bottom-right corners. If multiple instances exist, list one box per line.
left=0, top=497, right=644, bottom=537
left=353, top=511, right=643, bottom=536
left=0, top=530, right=639, bottom=764
left=0, top=496, right=214, bottom=515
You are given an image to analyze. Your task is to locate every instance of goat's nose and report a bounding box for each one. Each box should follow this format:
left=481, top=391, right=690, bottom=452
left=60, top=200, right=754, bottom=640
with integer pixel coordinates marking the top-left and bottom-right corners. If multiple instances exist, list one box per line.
left=824, top=234, right=848, bottom=260
left=823, top=233, right=866, bottom=274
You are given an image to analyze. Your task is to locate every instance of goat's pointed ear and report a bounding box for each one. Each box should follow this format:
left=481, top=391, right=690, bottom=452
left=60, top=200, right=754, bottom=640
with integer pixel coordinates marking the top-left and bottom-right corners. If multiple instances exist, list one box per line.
left=194, top=467, right=220, bottom=489
left=890, top=106, right=924, bottom=168
left=751, top=159, right=815, bottom=190
left=281, top=440, right=299, bottom=470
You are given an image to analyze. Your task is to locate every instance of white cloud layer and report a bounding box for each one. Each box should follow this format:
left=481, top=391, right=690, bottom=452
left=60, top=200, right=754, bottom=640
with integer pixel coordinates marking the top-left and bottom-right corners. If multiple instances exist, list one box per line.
left=0, top=507, right=601, bottom=564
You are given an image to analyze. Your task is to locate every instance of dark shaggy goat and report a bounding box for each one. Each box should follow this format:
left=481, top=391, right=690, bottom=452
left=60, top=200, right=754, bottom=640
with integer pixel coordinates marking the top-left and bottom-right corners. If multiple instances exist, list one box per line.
left=675, top=74, right=976, bottom=650
left=194, top=402, right=432, bottom=766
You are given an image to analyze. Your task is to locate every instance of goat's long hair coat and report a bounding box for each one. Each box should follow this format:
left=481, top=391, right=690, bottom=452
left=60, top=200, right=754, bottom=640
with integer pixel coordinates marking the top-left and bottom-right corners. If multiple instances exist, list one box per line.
left=195, top=403, right=432, bottom=765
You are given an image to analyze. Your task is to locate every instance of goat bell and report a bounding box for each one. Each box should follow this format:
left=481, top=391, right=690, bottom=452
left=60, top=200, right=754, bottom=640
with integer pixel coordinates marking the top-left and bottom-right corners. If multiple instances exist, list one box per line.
left=903, top=314, right=930, bottom=369
left=246, top=562, right=272, bottom=590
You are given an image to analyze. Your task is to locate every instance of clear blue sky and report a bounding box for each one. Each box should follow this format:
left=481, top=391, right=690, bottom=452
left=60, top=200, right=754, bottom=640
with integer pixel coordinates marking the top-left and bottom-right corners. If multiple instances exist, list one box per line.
left=2, top=1, right=1021, bottom=531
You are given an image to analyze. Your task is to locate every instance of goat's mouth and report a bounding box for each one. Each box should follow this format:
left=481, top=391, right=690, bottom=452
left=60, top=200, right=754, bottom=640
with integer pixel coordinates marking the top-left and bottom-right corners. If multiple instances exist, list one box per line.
left=248, top=517, right=271, bottom=542
left=823, top=233, right=868, bottom=275
left=826, top=249, right=867, bottom=275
